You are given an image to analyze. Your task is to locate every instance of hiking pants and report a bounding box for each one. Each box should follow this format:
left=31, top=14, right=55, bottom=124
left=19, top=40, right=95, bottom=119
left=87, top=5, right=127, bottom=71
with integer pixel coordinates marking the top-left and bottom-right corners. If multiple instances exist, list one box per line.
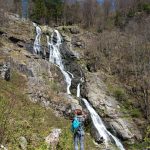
left=74, top=133, right=84, bottom=150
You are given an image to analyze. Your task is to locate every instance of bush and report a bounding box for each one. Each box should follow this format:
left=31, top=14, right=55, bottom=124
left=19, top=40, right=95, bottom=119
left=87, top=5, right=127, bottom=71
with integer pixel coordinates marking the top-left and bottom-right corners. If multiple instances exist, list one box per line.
left=114, top=12, right=126, bottom=28
left=144, top=126, right=150, bottom=147
left=143, top=3, right=150, bottom=14
left=129, top=108, right=141, bottom=118
left=127, top=10, right=135, bottom=18
left=113, top=88, right=127, bottom=102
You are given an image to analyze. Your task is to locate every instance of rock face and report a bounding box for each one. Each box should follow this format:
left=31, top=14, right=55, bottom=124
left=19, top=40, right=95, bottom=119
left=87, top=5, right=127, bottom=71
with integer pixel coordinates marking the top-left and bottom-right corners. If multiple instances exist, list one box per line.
left=84, top=72, right=142, bottom=142
left=45, top=128, right=62, bottom=149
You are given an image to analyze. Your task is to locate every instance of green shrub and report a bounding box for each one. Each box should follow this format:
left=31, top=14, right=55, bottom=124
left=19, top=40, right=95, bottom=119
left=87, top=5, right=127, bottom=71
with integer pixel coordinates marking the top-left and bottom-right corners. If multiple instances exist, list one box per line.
left=144, top=126, right=150, bottom=147
left=114, top=12, right=125, bottom=27
left=129, top=108, right=141, bottom=118
left=113, top=88, right=127, bottom=102
left=57, top=127, right=73, bottom=150
left=127, top=10, right=135, bottom=18
left=143, top=3, right=150, bottom=14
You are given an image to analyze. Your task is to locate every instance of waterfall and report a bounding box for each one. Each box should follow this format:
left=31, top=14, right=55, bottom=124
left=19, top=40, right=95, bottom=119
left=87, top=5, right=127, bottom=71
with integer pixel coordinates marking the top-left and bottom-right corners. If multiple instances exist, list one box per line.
left=77, top=83, right=80, bottom=98
left=46, top=30, right=72, bottom=95
left=33, top=23, right=42, bottom=54
left=67, top=71, right=74, bottom=78
left=82, top=98, right=125, bottom=150
left=33, top=24, right=125, bottom=150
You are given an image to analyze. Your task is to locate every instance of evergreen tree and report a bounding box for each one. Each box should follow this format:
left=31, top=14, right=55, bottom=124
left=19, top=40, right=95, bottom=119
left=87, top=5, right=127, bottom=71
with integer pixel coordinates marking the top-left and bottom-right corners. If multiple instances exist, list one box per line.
left=32, top=0, right=47, bottom=24
left=45, top=0, right=63, bottom=23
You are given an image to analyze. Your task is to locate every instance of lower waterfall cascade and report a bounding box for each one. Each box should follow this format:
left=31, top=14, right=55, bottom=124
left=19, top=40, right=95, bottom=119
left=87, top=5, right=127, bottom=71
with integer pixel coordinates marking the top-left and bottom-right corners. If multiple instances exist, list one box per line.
left=33, top=23, right=126, bottom=150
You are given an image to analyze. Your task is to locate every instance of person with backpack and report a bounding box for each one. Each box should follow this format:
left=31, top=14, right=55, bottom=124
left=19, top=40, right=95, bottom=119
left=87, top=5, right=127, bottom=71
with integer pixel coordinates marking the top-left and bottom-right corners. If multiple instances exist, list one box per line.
left=71, top=109, right=87, bottom=150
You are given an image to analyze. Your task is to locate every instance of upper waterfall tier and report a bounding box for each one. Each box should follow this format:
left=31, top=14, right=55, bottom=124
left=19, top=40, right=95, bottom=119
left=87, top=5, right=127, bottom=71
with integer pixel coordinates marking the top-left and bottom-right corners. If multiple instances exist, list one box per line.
left=47, top=29, right=72, bottom=95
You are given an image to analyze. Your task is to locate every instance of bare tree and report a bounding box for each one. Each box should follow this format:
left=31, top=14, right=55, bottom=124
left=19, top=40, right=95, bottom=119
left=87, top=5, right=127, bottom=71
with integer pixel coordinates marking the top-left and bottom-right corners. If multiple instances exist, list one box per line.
left=82, top=0, right=101, bottom=28
left=103, top=0, right=112, bottom=18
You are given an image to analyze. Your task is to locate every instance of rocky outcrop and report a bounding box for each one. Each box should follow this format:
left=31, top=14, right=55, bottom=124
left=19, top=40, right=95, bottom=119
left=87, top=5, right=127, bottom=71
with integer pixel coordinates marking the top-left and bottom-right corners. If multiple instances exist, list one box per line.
left=84, top=72, right=142, bottom=142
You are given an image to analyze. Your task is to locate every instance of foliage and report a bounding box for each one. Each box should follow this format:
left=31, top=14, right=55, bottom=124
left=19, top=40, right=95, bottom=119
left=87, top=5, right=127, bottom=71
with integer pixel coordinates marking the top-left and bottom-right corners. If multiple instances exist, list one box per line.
left=128, top=126, right=150, bottom=149
left=57, top=126, right=73, bottom=150
left=31, top=0, right=63, bottom=24
left=142, top=3, right=150, bottom=13
left=113, top=88, right=127, bottom=102
left=127, top=10, right=135, bottom=18
left=144, top=126, right=150, bottom=148
left=31, top=0, right=47, bottom=23
left=138, top=2, right=150, bottom=14
left=129, top=108, right=141, bottom=118
left=45, top=0, right=63, bottom=23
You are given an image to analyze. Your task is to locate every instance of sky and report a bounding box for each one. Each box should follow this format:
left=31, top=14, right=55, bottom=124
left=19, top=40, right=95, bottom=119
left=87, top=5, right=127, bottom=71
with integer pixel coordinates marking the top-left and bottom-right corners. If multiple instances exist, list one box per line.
left=97, top=0, right=104, bottom=3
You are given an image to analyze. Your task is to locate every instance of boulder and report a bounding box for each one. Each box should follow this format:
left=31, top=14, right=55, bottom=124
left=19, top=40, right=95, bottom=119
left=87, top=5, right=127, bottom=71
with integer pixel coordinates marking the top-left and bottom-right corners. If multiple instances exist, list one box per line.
left=45, top=128, right=62, bottom=149
left=19, top=136, right=28, bottom=150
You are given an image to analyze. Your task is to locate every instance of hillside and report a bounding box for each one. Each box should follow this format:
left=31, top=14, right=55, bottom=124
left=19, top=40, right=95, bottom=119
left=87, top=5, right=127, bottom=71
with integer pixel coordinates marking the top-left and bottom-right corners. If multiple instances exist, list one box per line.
left=0, top=14, right=102, bottom=150
left=0, top=9, right=150, bottom=150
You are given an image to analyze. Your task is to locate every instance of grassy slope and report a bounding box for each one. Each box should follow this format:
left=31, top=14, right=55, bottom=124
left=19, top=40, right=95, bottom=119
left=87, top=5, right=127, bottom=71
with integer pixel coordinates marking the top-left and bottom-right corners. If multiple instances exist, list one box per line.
left=0, top=69, right=99, bottom=150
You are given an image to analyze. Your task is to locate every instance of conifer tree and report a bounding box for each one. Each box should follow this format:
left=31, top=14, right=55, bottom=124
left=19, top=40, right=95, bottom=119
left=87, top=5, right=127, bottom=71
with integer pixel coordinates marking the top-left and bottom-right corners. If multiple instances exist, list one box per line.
left=45, top=0, right=63, bottom=23
left=32, top=0, right=47, bottom=24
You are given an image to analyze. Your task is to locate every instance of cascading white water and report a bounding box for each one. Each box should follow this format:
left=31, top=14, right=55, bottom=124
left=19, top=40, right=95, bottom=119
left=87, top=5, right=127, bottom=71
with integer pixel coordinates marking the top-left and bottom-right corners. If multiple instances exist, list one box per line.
left=46, top=30, right=72, bottom=95
left=33, top=23, right=42, bottom=54
left=67, top=71, right=74, bottom=79
left=77, top=77, right=84, bottom=98
left=77, top=83, right=80, bottom=98
left=82, top=98, right=125, bottom=150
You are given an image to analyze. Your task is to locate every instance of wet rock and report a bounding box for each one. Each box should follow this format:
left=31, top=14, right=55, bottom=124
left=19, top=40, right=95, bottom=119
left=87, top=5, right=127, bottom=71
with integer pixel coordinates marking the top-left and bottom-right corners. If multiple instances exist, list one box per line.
left=84, top=72, right=142, bottom=142
left=45, top=128, right=62, bottom=149
left=59, top=43, right=84, bottom=94
left=19, top=136, right=28, bottom=150
left=91, top=125, right=104, bottom=144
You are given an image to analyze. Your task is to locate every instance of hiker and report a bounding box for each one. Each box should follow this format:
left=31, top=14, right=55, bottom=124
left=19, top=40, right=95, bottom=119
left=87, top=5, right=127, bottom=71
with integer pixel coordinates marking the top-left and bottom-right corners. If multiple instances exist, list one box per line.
left=72, top=109, right=87, bottom=150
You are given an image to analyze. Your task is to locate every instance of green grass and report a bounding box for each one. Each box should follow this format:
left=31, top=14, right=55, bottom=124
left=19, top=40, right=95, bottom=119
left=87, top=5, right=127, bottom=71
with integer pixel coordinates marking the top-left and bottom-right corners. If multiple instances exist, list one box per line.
left=0, top=70, right=69, bottom=149
left=0, top=70, right=99, bottom=150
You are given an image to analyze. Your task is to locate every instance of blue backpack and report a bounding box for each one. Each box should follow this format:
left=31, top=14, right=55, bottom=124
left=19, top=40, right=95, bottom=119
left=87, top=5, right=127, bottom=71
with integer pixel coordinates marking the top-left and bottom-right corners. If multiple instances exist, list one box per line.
left=71, top=117, right=81, bottom=133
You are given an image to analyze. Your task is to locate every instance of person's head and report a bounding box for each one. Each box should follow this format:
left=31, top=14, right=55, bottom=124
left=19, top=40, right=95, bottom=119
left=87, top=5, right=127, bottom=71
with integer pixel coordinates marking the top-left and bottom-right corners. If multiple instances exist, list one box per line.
left=74, top=109, right=82, bottom=116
